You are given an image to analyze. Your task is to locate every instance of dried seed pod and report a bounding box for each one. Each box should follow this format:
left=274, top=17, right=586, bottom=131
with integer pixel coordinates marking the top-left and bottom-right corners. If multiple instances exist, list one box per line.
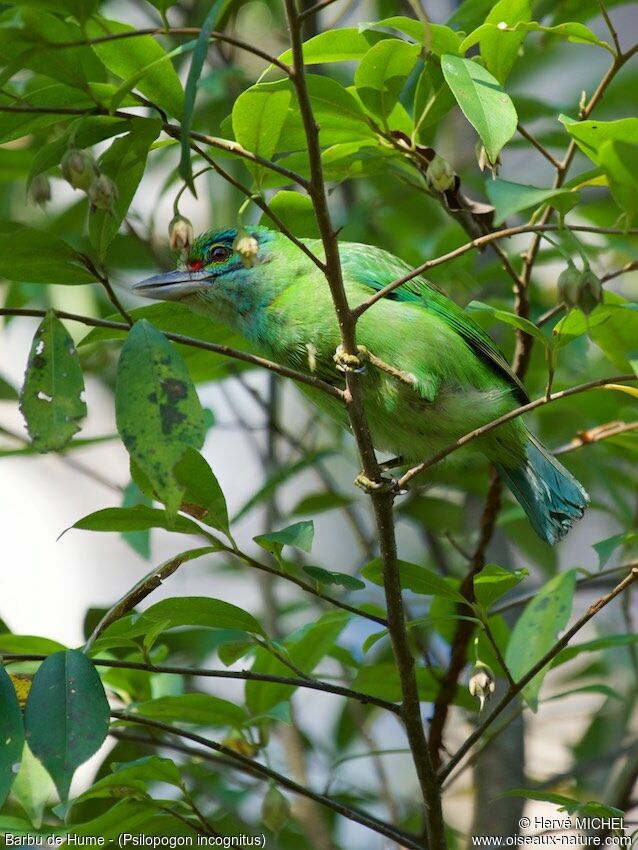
left=87, top=174, right=118, bottom=212
left=168, top=214, right=194, bottom=252
left=29, top=175, right=51, bottom=207
left=61, top=149, right=97, bottom=192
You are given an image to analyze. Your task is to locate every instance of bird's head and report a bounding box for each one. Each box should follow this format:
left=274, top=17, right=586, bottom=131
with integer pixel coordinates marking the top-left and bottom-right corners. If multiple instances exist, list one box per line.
left=133, top=225, right=277, bottom=331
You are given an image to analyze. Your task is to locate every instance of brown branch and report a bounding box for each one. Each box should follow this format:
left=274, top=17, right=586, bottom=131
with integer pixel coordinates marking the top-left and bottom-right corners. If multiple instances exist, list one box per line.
left=598, top=0, right=621, bottom=55
left=282, top=2, right=444, bottom=844
left=110, top=711, right=423, bottom=850
left=516, top=124, right=562, bottom=169
left=439, top=567, right=638, bottom=782
left=0, top=308, right=344, bottom=401
left=351, top=225, right=638, bottom=319
left=554, top=420, right=638, bottom=455
left=3, top=653, right=399, bottom=714
left=398, top=374, right=637, bottom=488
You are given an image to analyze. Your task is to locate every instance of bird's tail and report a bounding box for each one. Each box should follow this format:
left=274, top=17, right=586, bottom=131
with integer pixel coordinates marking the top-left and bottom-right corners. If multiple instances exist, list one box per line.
left=495, top=434, right=589, bottom=545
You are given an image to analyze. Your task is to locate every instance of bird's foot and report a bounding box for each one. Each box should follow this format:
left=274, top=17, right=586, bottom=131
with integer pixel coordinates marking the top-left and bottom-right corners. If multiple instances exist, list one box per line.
left=334, top=344, right=369, bottom=374
left=354, top=472, right=407, bottom=497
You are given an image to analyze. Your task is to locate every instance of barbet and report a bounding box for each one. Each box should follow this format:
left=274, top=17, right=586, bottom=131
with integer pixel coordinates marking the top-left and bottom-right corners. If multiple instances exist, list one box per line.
left=134, top=226, right=588, bottom=544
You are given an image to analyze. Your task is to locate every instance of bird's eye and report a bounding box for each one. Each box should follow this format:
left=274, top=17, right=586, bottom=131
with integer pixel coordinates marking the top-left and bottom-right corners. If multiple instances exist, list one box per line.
left=209, top=245, right=231, bottom=263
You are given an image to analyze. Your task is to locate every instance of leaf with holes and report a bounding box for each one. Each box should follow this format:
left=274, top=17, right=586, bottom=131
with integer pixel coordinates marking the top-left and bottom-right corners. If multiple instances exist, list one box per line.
left=19, top=312, right=87, bottom=452
left=115, top=320, right=205, bottom=517
left=24, top=650, right=109, bottom=801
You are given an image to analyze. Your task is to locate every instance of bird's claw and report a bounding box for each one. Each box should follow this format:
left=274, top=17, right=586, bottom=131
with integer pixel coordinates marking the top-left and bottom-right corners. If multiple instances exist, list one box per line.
left=354, top=472, right=406, bottom=497
left=334, top=344, right=369, bottom=374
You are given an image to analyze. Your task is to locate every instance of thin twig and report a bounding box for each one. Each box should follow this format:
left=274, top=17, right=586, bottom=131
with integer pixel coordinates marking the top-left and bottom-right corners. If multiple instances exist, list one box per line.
left=554, top=420, right=638, bottom=455
left=2, top=653, right=400, bottom=714
left=598, top=0, right=621, bottom=54
left=516, top=125, right=562, bottom=169
left=398, top=374, right=637, bottom=488
left=439, top=567, right=638, bottom=782
left=110, top=711, right=423, bottom=850
left=0, top=307, right=344, bottom=401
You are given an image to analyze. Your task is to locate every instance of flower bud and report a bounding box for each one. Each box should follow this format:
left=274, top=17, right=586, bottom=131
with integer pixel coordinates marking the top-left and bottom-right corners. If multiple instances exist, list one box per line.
left=222, top=734, right=258, bottom=757
left=557, top=264, right=603, bottom=315
left=426, top=154, right=455, bottom=193
left=87, top=174, right=118, bottom=212
left=168, top=214, right=194, bottom=252
left=233, top=232, right=259, bottom=268
left=261, top=785, right=290, bottom=833
left=9, top=672, right=33, bottom=711
left=577, top=269, right=603, bottom=315
left=29, top=174, right=51, bottom=207
left=61, top=148, right=97, bottom=192
left=469, top=662, right=495, bottom=711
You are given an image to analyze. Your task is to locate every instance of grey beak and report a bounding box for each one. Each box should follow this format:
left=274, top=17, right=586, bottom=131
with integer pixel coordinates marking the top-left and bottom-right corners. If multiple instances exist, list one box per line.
left=132, top=269, right=214, bottom=301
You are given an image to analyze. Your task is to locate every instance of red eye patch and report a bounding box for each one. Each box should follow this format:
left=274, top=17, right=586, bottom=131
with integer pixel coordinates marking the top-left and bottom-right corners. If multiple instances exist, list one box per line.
left=189, top=260, right=204, bottom=271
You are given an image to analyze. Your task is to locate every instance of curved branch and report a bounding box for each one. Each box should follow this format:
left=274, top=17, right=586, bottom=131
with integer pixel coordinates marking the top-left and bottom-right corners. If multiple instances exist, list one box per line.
left=0, top=308, right=344, bottom=400
left=110, top=710, right=423, bottom=850
left=398, top=374, right=637, bottom=488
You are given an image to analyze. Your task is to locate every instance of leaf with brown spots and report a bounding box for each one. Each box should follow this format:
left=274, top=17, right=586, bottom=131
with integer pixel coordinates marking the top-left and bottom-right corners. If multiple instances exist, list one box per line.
left=115, top=320, right=205, bottom=517
left=19, top=311, right=87, bottom=452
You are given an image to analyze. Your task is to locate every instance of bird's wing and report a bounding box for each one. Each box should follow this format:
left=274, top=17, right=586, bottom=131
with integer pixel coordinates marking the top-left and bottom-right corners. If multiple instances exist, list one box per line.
left=341, top=244, right=530, bottom=404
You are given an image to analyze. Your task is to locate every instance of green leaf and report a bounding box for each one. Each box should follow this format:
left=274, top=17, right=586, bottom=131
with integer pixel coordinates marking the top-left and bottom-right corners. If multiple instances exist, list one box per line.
left=0, top=375, right=18, bottom=401
left=115, top=320, right=205, bottom=516
left=89, top=18, right=184, bottom=118
left=413, top=60, right=456, bottom=136
left=291, top=491, right=353, bottom=516
left=279, top=28, right=387, bottom=64
left=499, top=790, right=623, bottom=818
left=11, top=743, right=55, bottom=830
left=0, top=665, right=25, bottom=807
left=89, top=120, right=161, bottom=261
left=484, top=178, right=578, bottom=224
left=551, top=633, right=638, bottom=668
left=361, top=18, right=462, bottom=56
left=441, top=54, right=518, bottom=164
left=361, top=558, right=465, bottom=602
left=505, top=570, right=577, bottom=711
left=132, top=694, right=248, bottom=728
left=246, top=612, right=348, bottom=715
left=232, top=86, right=291, bottom=185
left=97, top=597, right=266, bottom=650
left=0, top=223, right=95, bottom=285
left=556, top=295, right=638, bottom=370
left=302, top=566, right=365, bottom=591
left=466, top=300, right=549, bottom=346
left=71, top=506, right=205, bottom=536
left=354, top=39, right=421, bottom=123
left=266, top=191, right=320, bottom=238
left=70, top=756, right=183, bottom=808
left=19, top=312, right=87, bottom=452
left=121, top=481, right=152, bottom=560
left=474, top=564, right=528, bottom=609
left=598, top=140, right=638, bottom=227
left=510, top=20, right=613, bottom=52
left=179, top=0, right=226, bottom=191
left=254, top=521, right=314, bottom=560
left=174, top=448, right=230, bottom=537
left=477, top=0, right=531, bottom=83
left=559, top=116, right=638, bottom=162
left=353, top=664, right=476, bottom=709
left=593, top=531, right=638, bottom=568
left=24, top=650, right=110, bottom=801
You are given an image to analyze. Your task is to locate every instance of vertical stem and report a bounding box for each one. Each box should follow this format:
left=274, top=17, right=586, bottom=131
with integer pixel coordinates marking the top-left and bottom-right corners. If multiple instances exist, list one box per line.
left=282, top=0, right=446, bottom=844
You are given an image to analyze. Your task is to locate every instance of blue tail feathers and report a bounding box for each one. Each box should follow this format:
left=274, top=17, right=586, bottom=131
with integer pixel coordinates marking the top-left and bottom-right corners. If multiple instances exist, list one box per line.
left=496, top=435, right=589, bottom=545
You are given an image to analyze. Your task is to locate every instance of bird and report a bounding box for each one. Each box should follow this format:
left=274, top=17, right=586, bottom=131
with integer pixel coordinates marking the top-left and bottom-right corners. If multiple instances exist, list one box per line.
left=134, top=225, right=588, bottom=545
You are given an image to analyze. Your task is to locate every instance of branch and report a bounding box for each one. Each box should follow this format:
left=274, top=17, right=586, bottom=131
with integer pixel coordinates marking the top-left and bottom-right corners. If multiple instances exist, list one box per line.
left=398, top=374, right=637, bottom=488
left=439, top=567, right=638, bottom=782
left=516, top=124, right=562, bottom=169
left=3, top=653, right=399, bottom=714
left=0, top=308, right=344, bottom=400
left=111, top=711, right=424, bottom=850
left=554, top=420, right=638, bottom=455
left=283, top=0, right=445, bottom=842
left=351, top=224, right=638, bottom=319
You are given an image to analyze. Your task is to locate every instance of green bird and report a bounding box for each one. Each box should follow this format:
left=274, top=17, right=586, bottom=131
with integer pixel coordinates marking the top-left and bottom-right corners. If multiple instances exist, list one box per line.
left=134, top=225, right=588, bottom=544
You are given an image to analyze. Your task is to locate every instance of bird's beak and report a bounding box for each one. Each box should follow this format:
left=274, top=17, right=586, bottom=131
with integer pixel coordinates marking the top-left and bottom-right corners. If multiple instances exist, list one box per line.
left=132, top=269, right=214, bottom=301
